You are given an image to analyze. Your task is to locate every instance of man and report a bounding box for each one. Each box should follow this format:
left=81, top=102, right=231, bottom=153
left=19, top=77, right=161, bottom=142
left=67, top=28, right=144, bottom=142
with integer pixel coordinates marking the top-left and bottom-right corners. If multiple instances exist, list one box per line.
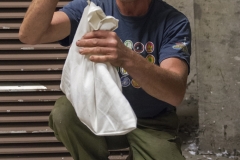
left=19, top=0, right=191, bottom=159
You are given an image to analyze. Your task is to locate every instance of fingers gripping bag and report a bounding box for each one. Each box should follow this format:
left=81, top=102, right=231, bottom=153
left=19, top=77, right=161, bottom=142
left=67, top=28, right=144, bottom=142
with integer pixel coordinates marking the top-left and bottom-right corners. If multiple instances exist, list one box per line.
left=60, top=0, right=137, bottom=136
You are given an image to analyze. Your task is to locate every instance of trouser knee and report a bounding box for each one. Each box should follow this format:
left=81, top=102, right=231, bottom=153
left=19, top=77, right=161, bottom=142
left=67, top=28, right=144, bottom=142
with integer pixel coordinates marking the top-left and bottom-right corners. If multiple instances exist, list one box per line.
left=49, top=96, right=76, bottom=131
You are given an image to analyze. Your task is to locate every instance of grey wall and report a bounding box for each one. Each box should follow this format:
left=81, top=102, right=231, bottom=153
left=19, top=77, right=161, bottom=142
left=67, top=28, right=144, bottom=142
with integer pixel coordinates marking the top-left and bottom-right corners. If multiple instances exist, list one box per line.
left=166, top=0, right=240, bottom=155
left=195, top=0, right=240, bottom=153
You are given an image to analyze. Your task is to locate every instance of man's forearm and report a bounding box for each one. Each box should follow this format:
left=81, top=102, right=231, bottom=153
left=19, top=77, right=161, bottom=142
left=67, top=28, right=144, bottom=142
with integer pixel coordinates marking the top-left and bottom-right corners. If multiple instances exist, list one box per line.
left=123, top=52, right=187, bottom=107
left=19, top=0, right=59, bottom=44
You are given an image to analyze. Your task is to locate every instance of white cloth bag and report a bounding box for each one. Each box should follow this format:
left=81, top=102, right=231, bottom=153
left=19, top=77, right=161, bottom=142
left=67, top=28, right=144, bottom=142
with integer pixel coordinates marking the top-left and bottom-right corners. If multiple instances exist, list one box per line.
left=60, top=1, right=137, bottom=136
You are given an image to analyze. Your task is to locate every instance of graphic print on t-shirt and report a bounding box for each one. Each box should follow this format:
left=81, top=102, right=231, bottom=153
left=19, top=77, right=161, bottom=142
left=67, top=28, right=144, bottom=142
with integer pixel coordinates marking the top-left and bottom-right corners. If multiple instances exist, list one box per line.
left=124, top=40, right=133, bottom=49
left=121, top=76, right=131, bottom=87
left=134, top=42, right=144, bottom=53
left=120, top=67, right=128, bottom=76
left=131, top=79, right=141, bottom=89
left=146, top=54, right=155, bottom=64
left=145, top=41, right=154, bottom=53
left=121, top=39, right=157, bottom=88
left=172, top=42, right=189, bottom=54
left=172, top=37, right=189, bottom=55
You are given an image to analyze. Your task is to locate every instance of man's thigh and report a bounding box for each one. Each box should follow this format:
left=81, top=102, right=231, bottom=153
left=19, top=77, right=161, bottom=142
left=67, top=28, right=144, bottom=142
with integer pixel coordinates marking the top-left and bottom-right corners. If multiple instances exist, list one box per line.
left=126, top=110, right=185, bottom=160
left=127, top=128, right=185, bottom=160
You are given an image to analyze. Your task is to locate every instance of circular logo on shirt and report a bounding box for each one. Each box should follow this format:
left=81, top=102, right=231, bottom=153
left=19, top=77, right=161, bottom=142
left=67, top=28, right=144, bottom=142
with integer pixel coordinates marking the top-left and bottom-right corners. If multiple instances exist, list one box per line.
left=121, top=76, right=131, bottom=87
left=131, top=79, right=141, bottom=89
left=120, top=67, right=128, bottom=76
left=134, top=42, right=144, bottom=53
left=146, top=54, right=155, bottom=64
left=124, top=40, right=133, bottom=49
left=145, top=41, right=154, bottom=53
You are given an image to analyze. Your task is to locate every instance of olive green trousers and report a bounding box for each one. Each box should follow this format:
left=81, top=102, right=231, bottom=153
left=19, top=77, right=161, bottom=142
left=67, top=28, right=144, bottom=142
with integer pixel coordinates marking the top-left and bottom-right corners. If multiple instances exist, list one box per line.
left=49, top=96, right=185, bottom=160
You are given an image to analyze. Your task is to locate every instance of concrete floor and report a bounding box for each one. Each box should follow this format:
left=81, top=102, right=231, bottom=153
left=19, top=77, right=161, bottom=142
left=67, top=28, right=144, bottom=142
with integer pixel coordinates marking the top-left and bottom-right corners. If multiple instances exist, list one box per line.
left=181, top=132, right=240, bottom=160
left=183, top=151, right=239, bottom=160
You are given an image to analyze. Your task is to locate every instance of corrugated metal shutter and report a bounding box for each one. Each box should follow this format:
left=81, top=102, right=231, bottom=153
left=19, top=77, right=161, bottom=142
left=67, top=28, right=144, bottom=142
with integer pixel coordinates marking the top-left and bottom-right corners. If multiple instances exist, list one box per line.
left=0, top=0, right=72, bottom=159
left=0, top=1, right=128, bottom=160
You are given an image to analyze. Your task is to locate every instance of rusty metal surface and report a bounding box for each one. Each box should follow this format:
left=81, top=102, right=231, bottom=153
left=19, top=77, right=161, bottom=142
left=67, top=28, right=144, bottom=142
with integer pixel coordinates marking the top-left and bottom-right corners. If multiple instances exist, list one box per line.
left=0, top=2, right=68, bottom=8
left=0, top=81, right=61, bottom=92
left=0, top=72, right=62, bottom=81
left=0, top=12, right=25, bottom=19
left=0, top=63, right=64, bottom=71
left=0, top=23, right=20, bottom=29
left=0, top=33, right=18, bottom=39
left=0, top=133, right=58, bottom=144
left=0, top=157, right=73, bottom=160
left=0, top=103, right=54, bottom=113
left=109, top=155, right=128, bottom=160
left=0, top=114, right=49, bottom=123
left=0, top=51, right=67, bottom=60
left=0, top=124, right=52, bottom=133
left=0, top=43, right=69, bottom=50
left=0, top=145, right=69, bottom=154
left=0, top=91, right=63, bottom=102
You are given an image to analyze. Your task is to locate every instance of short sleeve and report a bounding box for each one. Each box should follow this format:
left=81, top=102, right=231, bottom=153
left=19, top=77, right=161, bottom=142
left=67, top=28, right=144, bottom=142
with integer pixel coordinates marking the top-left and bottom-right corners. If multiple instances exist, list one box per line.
left=59, top=0, right=88, bottom=46
left=159, top=12, right=191, bottom=73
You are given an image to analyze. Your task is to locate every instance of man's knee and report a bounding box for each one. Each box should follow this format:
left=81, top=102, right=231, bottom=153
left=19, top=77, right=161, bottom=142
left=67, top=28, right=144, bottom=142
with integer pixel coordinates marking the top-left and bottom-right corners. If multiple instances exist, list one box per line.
left=49, top=96, right=76, bottom=129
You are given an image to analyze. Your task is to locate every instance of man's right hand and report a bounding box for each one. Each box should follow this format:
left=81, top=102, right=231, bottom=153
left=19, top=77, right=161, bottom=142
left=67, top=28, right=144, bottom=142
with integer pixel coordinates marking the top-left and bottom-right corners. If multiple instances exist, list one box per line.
left=19, top=0, right=70, bottom=45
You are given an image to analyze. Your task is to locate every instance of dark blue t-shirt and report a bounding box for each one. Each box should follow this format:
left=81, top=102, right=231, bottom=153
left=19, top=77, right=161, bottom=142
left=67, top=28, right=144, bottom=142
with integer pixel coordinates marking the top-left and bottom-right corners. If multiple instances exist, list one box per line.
left=59, top=0, right=191, bottom=118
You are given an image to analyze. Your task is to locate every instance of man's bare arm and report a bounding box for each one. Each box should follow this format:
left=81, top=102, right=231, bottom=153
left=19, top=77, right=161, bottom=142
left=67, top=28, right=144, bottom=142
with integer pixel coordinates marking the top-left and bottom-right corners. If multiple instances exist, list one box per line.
left=19, top=0, right=70, bottom=45
left=124, top=55, right=188, bottom=107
